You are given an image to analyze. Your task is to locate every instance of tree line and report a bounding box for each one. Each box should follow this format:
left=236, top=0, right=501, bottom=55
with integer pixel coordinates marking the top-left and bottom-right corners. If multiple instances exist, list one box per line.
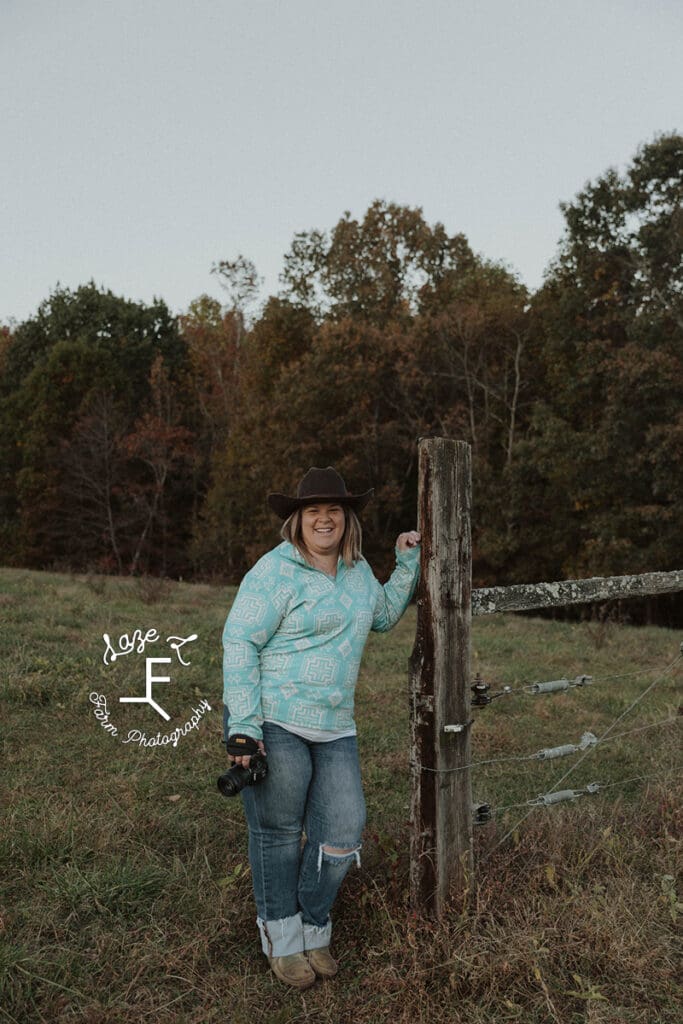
left=1, top=134, right=681, bottom=620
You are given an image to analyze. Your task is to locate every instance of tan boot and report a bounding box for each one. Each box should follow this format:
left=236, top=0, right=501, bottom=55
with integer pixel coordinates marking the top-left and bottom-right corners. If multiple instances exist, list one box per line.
left=306, top=946, right=338, bottom=978
left=268, top=953, right=317, bottom=989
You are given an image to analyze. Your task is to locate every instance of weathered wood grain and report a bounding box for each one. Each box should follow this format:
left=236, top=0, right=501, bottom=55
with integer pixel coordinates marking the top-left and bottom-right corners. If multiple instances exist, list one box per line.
left=473, top=569, right=683, bottom=616
left=409, top=438, right=473, bottom=916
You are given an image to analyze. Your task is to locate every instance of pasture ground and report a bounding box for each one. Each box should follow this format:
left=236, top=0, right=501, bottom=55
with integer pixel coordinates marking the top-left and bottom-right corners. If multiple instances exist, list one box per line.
left=1, top=567, right=681, bottom=1023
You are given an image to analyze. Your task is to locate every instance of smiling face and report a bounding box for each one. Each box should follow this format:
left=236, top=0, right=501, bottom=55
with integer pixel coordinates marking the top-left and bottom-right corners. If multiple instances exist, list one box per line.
left=300, top=502, right=346, bottom=560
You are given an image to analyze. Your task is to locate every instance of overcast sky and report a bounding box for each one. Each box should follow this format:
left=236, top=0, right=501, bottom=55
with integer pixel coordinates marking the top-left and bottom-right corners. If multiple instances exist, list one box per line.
left=1, top=0, right=680, bottom=325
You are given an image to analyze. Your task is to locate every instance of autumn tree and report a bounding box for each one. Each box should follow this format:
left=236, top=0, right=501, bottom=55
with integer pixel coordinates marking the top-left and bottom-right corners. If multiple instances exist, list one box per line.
left=205, top=206, right=532, bottom=579
left=117, top=355, right=194, bottom=574
left=190, top=296, right=316, bottom=575
left=210, top=253, right=263, bottom=334
left=4, top=139, right=679, bottom=599
left=280, top=199, right=474, bottom=325
left=56, top=390, right=130, bottom=572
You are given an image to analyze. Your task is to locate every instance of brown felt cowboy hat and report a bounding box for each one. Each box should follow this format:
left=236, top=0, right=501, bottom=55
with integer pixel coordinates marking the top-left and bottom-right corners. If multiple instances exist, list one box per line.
left=267, top=466, right=374, bottom=520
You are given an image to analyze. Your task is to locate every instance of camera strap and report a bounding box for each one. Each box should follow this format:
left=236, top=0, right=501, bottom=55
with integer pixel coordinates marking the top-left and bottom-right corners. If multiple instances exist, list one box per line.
left=226, top=733, right=260, bottom=757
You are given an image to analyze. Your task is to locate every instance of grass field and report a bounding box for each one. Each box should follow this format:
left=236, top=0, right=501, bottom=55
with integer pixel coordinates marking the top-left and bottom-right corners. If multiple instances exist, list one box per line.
left=1, top=567, right=681, bottom=1024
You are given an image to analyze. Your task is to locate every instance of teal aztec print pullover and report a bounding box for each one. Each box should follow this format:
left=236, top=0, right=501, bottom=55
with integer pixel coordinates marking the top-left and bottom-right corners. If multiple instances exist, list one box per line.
left=222, top=540, right=420, bottom=740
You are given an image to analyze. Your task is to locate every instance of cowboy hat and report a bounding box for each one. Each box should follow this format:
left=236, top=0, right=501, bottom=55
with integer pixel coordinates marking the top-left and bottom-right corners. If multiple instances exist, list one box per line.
left=267, top=466, right=374, bottom=520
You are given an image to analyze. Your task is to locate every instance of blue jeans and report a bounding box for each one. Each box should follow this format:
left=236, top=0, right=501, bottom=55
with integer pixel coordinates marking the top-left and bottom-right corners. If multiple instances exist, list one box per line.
left=239, top=721, right=366, bottom=957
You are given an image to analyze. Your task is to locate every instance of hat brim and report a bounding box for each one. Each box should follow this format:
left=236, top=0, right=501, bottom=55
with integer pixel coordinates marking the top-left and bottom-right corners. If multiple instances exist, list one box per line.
left=267, top=489, right=374, bottom=520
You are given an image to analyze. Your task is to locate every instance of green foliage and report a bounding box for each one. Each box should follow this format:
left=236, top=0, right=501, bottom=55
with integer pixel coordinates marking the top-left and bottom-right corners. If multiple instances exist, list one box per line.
left=0, top=283, right=193, bottom=573
left=526, top=133, right=683, bottom=579
left=1, top=280, right=185, bottom=399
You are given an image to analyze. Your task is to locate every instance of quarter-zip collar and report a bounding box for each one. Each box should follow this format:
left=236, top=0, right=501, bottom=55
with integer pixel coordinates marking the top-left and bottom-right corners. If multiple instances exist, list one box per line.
left=280, top=541, right=344, bottom=581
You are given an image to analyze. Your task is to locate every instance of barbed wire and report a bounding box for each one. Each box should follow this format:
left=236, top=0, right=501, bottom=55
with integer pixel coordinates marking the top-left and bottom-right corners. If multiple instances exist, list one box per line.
left=492, top=762, right=682, bottom=814
left=593, top=766, right=682, bottom=791
left=477, top=650, right=682, bottom=701
left=599, top=715, right=681, bottom=748
left=479, top=653, right=682, bottom=859
left=589, top=666, right=662, bottom=683
left=545, top=654, right=681, bottom=788
left=412, top=715, right=680, bottom=776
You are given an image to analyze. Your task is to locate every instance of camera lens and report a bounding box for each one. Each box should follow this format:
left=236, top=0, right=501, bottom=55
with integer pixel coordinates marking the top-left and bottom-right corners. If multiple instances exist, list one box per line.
left=216, top=752, right=268, bottom=798
left=217, top=764, right=249, bottom=798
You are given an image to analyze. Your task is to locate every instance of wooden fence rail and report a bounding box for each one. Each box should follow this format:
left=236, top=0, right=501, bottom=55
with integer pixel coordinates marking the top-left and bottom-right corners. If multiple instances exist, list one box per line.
left=473, top=569, right=683, bottom=616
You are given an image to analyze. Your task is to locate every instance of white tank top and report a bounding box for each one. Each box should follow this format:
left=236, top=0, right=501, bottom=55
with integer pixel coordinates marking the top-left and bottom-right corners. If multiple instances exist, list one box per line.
left=264, top=717, right=357, bottom=743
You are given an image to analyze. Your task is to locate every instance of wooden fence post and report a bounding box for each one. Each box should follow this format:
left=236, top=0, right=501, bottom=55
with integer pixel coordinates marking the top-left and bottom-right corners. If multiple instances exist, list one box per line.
left=409, top=437, right=473, bottom=916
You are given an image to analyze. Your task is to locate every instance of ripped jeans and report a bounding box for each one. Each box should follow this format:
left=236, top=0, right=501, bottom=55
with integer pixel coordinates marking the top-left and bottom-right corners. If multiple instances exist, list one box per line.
left=239, top=721, right=366, bottom=957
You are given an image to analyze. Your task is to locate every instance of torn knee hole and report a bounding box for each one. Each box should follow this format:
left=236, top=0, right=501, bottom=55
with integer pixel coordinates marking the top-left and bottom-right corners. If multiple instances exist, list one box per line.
left=317, top=842, right=362, bottom=872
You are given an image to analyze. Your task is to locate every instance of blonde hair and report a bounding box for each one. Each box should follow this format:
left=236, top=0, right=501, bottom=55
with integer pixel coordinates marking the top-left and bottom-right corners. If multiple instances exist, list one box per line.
left=281, top=505, right=363, bottom=568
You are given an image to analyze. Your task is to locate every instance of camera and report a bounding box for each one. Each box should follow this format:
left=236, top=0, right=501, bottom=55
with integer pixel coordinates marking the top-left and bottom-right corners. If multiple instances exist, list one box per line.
left=217, top=751, right=268, bottom=798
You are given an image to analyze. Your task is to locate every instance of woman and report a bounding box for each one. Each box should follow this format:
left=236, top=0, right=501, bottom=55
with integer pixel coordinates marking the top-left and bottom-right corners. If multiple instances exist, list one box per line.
left=222, top=466, right=420, bottom=989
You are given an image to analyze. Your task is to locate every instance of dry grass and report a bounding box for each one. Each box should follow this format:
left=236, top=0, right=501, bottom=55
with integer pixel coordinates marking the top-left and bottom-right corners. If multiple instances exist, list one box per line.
left=0, top=567, right=681, bottom=1023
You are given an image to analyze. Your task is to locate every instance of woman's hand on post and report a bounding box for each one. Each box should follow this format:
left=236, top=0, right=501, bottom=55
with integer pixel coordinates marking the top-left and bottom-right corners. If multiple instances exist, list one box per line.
left=396, top=531, right=421, bottom=551
left=229, top=740, right=266, bottom=768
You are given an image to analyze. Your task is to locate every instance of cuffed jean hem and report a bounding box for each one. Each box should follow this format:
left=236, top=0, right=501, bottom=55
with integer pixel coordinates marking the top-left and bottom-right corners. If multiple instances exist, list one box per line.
left=303, top=917, right=332, bottom=951
left=256, top=913, right=304, bottom=958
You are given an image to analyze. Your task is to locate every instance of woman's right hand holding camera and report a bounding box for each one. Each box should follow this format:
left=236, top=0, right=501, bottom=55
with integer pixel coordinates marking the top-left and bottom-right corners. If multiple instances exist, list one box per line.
left=226, top=733, right=266, bottom=768
left=229, top=740, right=266, bottom=768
